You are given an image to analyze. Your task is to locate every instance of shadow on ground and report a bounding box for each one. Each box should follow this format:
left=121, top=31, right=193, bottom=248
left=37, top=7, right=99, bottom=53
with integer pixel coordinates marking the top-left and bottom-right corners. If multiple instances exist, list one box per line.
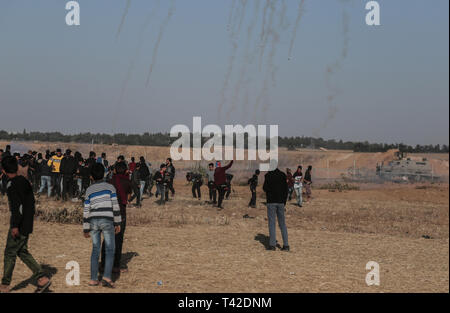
left=10, top=263, right=57, bottom=293
left=112, top=252, right=139, bottom=282
left=254, top=234, right=281, bottom=250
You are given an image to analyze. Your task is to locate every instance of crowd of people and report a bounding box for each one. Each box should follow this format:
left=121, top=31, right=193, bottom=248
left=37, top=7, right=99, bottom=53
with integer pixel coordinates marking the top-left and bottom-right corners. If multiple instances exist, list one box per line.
left=0, top=145, right=178, bottom=208
left=0, top=144, right=313, bottom=291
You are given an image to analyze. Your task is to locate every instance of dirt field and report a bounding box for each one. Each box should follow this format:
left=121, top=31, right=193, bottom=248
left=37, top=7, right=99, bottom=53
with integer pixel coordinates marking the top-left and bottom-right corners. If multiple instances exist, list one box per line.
left=0, top=180, right=448, bottom=293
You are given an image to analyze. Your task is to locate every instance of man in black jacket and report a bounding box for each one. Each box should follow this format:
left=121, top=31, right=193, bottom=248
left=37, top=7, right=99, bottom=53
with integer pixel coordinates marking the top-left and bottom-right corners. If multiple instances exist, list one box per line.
left=0, top=156, right=51, bottom=293
left=186, top=172, right=203, bottom=200
left=263, top=167, right=289, bottom=252
left=60, top=149, right=77, bottom=201
left=166, top=158, right=175, bottom=197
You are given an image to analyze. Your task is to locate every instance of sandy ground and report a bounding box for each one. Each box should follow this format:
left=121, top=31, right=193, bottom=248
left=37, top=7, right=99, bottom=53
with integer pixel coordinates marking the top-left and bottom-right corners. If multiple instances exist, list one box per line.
left=0, top=181, right=448, bottom=293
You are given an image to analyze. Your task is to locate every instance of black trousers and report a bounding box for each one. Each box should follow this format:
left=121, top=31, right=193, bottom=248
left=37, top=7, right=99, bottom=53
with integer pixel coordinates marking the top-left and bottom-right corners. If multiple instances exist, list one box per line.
left=168, top=179, right=175, bottom=195
left=1, top=175, right=8, bottom=195
left=62, top=175, right=74, bottom=201
left=32, top=173, right=40, bottom=193
left=52, top=173, right=62, bottom=197
left=225, top=182, right=231, bottom=199
left=101, top=214, right=126, bottom=269
left=249, top=187, right=257, bottom=206
left=129, top=183, right=141, bottom=206
left=208, top=182, right=216, bottom=203
left=217, top=184, right=227, bottom=207
left=192, top=182, right=201, bottom=199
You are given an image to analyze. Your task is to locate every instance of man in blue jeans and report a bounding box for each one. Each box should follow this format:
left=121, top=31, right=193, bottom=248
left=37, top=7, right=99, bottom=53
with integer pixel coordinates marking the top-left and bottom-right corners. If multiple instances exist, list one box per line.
left=83, top=163, right=121, bottom=288
left=38, top=154, right=53, bottom=198
left=263, top=167, right=289, bottom=252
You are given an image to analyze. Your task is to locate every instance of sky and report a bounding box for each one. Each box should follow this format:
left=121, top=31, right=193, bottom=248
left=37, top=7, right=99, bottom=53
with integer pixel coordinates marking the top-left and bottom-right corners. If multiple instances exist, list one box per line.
left=0, top=0, right=448, bottom=146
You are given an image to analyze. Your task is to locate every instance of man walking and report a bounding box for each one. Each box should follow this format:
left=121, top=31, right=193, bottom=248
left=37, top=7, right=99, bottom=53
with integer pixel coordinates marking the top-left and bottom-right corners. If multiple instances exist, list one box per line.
left=165, top=158, right=176, bottom=197
left=263, top=167, right=289, bottom=252
left=247, top=170, right=260, bottom=208
left=0, top=156, right=51, bottom=293
left=293, top=166, right=303, bottom=207
left=214, top=161, right=233, bottom=210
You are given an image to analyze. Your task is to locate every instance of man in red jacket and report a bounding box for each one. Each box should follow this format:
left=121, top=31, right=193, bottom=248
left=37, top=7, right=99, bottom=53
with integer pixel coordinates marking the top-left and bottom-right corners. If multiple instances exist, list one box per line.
left=101, top=161, right=132, bottom=274
left=214, top=160, right=233, bottom=209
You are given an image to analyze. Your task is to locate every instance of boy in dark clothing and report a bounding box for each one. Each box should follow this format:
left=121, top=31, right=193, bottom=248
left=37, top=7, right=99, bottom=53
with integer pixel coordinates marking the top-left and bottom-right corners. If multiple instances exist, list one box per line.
left=303, top=166, right=313, bottom=201
left=186, top=172, right=203, bottom=200
left=138, top=157, right=150, bottom=201
left=248, top=170, right=260, bottom=208
left=206, top=163, right=216, bottom=204
left=165, top=158, right=176, bottom=197
left=225, top=173, right=234, bottom=199
left=0, top=156, right=51, bottom=293
left=154, top=164, right=169, bottom=205
left=38, top=154, right=53, bottom=198
left=60, top=149, right=77, bottom=201
left=101, top=162, right=132, bottom=273
left=214, top=160, right=233, bottom=209
left=128, top=163, right=141, bottom=207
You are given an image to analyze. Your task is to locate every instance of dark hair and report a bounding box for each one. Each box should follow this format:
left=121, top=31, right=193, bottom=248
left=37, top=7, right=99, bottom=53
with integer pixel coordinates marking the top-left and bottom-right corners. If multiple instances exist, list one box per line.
left=1, top=156, right=18, bottom=174
left=131, top=157, right=135, bottom=162
left=74, top=151, right=82, bottom=162
left=56, top=148, right=62, bottom=153
left=160, top=163, right=166, bottom=169
left=167, top=158, right=172, bottom=163
left=140, top=156, right=145, bottom=163
left=117, top=155, right=125, bottom=161
left=6, top=145, right=11, bottom=151
left=298, top=165, right=303, bottom=170
left=91, top=163, right=105, bottom=181
left=89, top=151, right=96, bottom=158
left=115, top=161, right=127, bottom=174
left=255, top=170, right=260, bottom=175
left=307, top=165, right=312, bottom=171
left=208, top=163, right=214, bottom=167
left=37, top=153, right=43, bottom=159
left=101, top=152, right=106, bottom=158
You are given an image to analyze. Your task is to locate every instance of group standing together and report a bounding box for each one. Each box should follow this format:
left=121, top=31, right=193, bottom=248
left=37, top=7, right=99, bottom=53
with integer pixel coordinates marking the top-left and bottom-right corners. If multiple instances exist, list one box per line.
left=0, top=144, right=314, bottom=291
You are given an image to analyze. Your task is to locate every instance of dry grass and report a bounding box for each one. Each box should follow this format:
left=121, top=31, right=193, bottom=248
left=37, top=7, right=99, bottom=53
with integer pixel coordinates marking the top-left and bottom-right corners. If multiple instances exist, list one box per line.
left=0, top=180, right=448, bottom=293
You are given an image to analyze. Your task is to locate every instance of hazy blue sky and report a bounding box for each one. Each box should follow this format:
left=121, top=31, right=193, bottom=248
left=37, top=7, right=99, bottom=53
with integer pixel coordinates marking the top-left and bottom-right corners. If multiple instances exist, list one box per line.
left=0, top=0, right=448, bottom=146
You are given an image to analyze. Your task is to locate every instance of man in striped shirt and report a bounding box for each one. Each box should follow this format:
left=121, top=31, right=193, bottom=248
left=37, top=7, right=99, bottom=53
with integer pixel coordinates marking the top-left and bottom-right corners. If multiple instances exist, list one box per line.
left=83, top=163, right=121, bottom=288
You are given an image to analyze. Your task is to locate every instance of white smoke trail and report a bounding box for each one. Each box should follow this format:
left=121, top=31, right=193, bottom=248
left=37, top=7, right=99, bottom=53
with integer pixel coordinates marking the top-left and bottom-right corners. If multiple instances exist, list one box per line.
left=145, top=0, right=176, bottom=87
left=288, top=0, right=306, bottom=60
left=116, top=0, right=132, bottom=40
left=112, top=1, right=160, bottom=134
left=227, top=0, right=237, bottom=32
left=315, top=6, right=350, bottom=137
left=218, top=0, right=248, bottom=122
left=258, top=0, right=276, bottom=71
left=254, top=0, right=278, bottom=122
left=227, top=0, right=261, bottom=119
